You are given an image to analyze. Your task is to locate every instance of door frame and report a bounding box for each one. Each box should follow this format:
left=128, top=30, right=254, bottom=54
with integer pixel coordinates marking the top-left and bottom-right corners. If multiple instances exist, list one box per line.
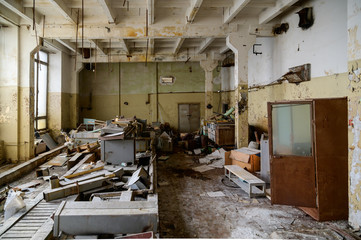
left=178, top=103, right=200, bottom=133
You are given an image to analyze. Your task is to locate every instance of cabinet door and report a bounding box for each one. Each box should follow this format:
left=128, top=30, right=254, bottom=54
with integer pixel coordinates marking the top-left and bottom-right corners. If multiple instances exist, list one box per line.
left=268, top=102, right=317, bottom=208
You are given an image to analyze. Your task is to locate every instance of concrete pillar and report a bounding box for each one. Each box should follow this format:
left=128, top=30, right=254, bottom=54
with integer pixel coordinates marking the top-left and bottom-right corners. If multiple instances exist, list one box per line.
left=200, top=59, right=218, bottom=119
left=226, top=31, right=255, bottom=148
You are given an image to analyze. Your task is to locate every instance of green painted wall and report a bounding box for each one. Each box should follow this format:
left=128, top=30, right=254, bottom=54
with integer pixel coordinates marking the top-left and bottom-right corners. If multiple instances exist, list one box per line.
left=79, top=62, right=221, bottom=129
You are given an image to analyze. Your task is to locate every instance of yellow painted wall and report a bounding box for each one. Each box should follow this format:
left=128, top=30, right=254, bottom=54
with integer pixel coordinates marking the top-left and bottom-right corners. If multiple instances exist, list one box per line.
left=248, top=73, right=348, bottom=131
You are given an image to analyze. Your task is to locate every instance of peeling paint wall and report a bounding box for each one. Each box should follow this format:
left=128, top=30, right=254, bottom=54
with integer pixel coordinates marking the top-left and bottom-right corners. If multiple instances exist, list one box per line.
left=0, top=24, right=38, bottom=162
left=79, top=62, right=221, bottom=129
left=347, top=0, right=361, bottom=229
left=248, top=73, right=348, bottom=130
left=248, top=0, right=347, bottom=86
left=0, top=24, right=19, bottom=162
left=247, top=0, right=361, bottom=229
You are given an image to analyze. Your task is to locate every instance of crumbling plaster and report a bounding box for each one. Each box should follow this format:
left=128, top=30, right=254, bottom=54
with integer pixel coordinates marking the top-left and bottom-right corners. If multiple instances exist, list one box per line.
left=348, top=0, right=361, bottom=230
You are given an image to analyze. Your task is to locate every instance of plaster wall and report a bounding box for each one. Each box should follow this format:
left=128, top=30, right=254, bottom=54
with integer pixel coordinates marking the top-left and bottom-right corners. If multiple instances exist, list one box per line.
left=347, top=0, right=361, bottom=229
left=248, top=0, right=348, bottom=87
left=79, top=62, right=221, bottom=129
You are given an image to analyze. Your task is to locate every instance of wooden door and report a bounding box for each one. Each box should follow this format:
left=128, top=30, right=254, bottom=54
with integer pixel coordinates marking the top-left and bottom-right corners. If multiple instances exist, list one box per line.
left=268, top=102, right=317, bottom=208
left=178, top=104, right=200, bottom=133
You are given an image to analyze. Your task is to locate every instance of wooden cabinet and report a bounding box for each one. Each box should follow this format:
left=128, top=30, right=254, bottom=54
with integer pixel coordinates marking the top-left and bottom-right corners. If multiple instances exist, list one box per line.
left=268, top=98, right=348, bottom=221
left=207, top=123, right=234, bottom=146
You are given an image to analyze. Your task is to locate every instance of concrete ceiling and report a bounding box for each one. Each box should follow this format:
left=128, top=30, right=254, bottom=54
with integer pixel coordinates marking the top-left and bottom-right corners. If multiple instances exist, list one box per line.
left=0, top=0, right=301, bottom=61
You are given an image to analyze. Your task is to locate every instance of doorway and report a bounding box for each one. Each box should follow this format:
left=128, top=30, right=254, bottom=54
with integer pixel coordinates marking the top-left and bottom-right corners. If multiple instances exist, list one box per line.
left=178, top=103, right=200, bottom=133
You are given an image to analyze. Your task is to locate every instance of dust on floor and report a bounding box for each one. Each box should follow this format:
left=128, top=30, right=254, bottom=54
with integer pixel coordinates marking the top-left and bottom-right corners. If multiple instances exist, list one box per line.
left=157, top=150, right=352, bottom=239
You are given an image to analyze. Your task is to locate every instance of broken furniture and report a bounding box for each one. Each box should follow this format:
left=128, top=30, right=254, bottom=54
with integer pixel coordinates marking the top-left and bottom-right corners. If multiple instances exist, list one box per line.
left=53, top=196, right=158, bottom=236
left=101, top=139, right=135, bottom=165
left=207, top=122, right=235, bottom=146
left=224, top=165, right=266, bottom=198
left=225, top=148, right=261, bottom=173
left=268, top=97, right=348, bottom=221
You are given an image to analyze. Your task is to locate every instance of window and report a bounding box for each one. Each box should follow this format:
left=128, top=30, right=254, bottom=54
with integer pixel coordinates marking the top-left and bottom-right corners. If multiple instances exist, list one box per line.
left=34, top=51, right=48, bottom=130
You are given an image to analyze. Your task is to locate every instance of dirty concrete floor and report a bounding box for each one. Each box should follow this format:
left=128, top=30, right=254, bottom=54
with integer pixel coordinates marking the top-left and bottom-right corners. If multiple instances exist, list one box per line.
left=157, top=150, right=355, bottom=239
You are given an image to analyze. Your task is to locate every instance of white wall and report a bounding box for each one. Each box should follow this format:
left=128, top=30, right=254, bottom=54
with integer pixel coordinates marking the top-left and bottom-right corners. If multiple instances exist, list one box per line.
left=48, top=52, right=62, bottom=93
left=248, top=37, right=274, bottom=87
left=221, top=66, right=235, bottom=91
left=0, top=25, right=18, bottom=86
left=248, top=0, right=348, bottom=86
left=348, top=0, right=361, bottom=61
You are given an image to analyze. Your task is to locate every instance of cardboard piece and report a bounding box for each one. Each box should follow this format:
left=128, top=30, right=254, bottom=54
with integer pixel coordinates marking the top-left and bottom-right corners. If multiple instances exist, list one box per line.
left=225, top=147, right=261, bottom=173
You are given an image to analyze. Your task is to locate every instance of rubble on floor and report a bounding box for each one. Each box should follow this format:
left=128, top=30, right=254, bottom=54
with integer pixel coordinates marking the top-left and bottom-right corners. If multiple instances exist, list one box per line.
left=0, top=115, right=159, bottom=239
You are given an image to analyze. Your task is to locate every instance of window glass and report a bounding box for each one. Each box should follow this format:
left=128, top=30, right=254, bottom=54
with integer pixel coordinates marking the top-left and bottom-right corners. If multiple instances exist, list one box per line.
left=272, top=103, right=312, bottom=156
left=35, top=51, right=48, bottom=62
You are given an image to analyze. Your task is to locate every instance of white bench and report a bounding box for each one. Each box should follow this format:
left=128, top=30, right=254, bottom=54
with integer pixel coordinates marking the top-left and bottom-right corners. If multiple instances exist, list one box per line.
left=224, top=165, right=266, bottom=198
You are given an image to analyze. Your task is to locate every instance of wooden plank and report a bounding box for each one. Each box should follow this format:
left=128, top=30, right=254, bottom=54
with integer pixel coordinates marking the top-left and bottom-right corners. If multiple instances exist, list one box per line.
left=62, top=153, right=95, bottom=178
left=59, top=172, right=105, bottom=186
left=67, top=152, right=84, bottom=170
left=224, top=165, right=262, bottom=182
left=64, top=165, right=104, bottom=179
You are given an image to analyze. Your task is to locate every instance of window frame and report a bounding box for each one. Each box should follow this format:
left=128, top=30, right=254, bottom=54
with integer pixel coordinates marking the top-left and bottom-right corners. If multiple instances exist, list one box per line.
left=34, top=50, right=49, bottom=131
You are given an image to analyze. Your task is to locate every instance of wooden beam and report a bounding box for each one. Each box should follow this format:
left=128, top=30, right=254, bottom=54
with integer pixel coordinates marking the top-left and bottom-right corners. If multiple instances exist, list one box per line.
left=186, top=0, right=203, bottom=24
left=173, top=38, right=184, bottom=55
left=219, top=45, right=230, bottom=54
left=119, top=39, right=129, bottom=54
left=224, top=0, right=251, bottom=24
left=198, top=37, right=214, bottom=54
left=147, top=0, right=154, bottom=24
left=0, top=0, right=41, bottom=25
left=48, top=0, right=76, bottom=23
left=90, top=39, right=107, bottom=55
left=97, top=0, right=116, bottom=24
left=56, top=39, right=82, bottom=54
left=259, top=0, right=299, bottom=24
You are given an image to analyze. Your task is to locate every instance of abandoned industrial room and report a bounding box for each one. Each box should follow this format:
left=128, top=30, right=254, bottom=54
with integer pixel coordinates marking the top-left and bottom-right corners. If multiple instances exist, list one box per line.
left=0, top=0, right=360, bottom=239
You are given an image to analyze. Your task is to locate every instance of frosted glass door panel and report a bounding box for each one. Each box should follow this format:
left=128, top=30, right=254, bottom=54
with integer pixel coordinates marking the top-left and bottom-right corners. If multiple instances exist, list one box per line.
left=272, top=104, right=312, bottom=156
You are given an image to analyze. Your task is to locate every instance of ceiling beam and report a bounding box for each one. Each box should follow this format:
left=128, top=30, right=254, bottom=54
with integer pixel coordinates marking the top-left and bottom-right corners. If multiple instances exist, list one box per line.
left=173, top=38, right=184, bottom=55
left=148, top=38, right=154, bottom=55
left=224, top=0, right=251, bottom=24
left=147, top=0, right=154, bottom=24
left=48, top=0, right=76, bottom=23
left=186, top=0, right=203, bottom=24
left=43, top=38, right=71, bottom=55
left=81, top=53, right=207, bottom=63
left=56, top=38, right=81, bottom=54
left=259, top=0, right=299, bottom=24
left=41, top=24, right=237, bottom=39
left=0, top=5, right=20, bottom=26
left=97, top=0, right=116, bottom=24
left=90, top=40, right=107, bottom=55
left=0, top=0, right=41, bottom=26
left=197, top=37, right=214, bottom=54
left=219, top=45, right=230, bottom=54
left=119, top=39, right=129, bottom=54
